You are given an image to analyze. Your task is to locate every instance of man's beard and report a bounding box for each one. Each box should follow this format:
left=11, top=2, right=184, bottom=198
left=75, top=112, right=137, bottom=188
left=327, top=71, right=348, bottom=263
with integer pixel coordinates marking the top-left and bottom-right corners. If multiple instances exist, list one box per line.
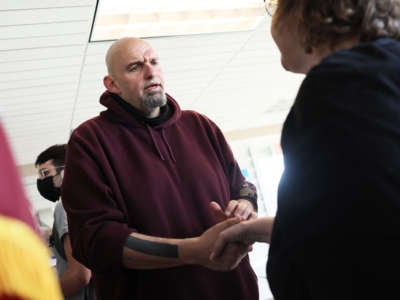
left=142, top=91, right=167, bottom=110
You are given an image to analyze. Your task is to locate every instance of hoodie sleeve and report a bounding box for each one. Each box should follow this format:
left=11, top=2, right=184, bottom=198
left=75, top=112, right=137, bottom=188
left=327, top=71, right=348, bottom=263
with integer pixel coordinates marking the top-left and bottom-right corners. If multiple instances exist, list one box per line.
left=62, top=122, right=135, bottom=274
left=200, top=115, right=258, bottom=211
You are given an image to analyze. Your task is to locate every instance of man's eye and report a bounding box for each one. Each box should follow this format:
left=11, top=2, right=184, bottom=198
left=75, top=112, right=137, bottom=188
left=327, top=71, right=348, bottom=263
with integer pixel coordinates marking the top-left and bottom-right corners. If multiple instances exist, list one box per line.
left=43, top=170, right=50, bottom=177
left=129, top=65, right=138, bottom=71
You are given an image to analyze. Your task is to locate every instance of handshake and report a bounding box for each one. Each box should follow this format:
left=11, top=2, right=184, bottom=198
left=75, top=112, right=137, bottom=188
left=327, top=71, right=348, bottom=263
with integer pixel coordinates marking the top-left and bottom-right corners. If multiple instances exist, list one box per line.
left=123, top=199, right=273, bottom=271
left=179, top=200, right=272, bottom=272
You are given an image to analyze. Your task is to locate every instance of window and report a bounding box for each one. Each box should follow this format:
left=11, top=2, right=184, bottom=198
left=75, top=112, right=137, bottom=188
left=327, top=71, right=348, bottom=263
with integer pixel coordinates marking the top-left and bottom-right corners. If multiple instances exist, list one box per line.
left=230, top=135, right=283, bottom=217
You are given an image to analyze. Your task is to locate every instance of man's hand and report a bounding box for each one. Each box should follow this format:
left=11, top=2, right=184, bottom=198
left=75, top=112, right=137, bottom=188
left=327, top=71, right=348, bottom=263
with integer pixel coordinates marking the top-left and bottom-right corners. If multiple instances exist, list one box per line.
left=183, top=218, right=251, bottom=271
left=210, top=199, right=257, bottom=221
left=210, top=217, right=275, bottom=262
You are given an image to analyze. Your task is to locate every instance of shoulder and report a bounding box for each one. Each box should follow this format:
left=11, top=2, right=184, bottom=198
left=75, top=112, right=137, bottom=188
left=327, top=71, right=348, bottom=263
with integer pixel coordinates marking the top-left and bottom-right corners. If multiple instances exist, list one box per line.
left=287, top=39, right=400, bottom=137
left=53, top=202, right=68, bottom=227
left=298, top=39, right=400, bottom=107
left=54, top=201, right=66, bottom=215
left=69, top=115, right=112, bottom=148
left=310, top=38, right=400, bottom=80
left=181, top=110, right=224, bottom=137
left=177, top=110, right=227, bottom=143
left=71, top=115, right=103, bottom=136
left=181, top=109, right=216, bottom=127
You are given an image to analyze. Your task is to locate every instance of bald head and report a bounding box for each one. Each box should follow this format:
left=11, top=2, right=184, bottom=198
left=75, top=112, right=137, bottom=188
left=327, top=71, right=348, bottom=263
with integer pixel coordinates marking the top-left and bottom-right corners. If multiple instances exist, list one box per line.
left=105, top=37, right=152, bottom=76
left=103, top=37, right=166, bottom=118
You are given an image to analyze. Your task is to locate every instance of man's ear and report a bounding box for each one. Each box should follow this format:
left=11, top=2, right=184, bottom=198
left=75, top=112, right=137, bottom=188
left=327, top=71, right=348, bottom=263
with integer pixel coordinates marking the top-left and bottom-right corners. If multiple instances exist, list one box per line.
left=103, top=75, right=120, bottom=94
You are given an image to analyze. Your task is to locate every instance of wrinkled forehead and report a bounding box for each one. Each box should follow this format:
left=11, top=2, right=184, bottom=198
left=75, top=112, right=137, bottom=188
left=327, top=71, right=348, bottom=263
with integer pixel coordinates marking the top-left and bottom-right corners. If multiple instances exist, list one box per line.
left=108, top=39, right=158, bottom=71
left=126, top=42, right=158, bottom=61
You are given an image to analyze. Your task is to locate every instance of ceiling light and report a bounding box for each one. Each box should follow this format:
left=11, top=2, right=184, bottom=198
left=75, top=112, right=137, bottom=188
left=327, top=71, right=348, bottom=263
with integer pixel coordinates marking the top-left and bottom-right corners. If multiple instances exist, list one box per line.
left=90, top=0, right=266, bottom=41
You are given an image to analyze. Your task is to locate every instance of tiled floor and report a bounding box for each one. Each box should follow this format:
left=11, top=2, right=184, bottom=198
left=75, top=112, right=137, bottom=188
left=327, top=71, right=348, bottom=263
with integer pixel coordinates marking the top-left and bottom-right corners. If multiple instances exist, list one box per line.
left=249, top=242, right=274, bottom=300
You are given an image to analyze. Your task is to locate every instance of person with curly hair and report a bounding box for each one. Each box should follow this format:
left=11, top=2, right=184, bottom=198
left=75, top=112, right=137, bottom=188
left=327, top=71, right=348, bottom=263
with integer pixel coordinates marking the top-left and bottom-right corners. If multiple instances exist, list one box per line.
left=211, top=1, right=400, bottom=299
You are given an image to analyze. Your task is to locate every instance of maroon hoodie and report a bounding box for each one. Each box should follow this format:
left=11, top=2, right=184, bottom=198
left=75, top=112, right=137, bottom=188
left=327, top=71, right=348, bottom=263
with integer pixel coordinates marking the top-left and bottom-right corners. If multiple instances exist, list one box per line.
left=63, top=92, right=258, bottom=300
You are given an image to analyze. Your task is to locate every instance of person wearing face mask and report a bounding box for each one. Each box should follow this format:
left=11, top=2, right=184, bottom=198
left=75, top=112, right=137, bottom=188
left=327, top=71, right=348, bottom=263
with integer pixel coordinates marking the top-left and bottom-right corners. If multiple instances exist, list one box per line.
left=35, top=144, right=95, bottom=300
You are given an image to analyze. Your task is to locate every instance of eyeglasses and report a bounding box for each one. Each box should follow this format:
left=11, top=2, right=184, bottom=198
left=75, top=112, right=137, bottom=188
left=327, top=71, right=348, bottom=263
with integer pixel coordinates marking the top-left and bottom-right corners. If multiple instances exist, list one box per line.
left=38, top=166, right=64, bottom=178
left=265, top=0, right=278, bottom=17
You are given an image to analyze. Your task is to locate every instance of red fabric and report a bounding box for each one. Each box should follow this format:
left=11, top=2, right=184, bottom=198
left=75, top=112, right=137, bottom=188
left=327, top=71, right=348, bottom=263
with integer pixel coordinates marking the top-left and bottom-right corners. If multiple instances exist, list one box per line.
left=0, top=295, right=23, bottom=300
left=0, top=121, right=37, bottom=232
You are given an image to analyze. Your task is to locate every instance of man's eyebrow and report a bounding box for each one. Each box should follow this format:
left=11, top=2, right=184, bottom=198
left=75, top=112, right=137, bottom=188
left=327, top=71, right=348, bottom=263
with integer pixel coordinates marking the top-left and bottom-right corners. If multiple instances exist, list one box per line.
left=125, top=56, right=158, bottom=70
left=126, top=60, right=143, bottom=70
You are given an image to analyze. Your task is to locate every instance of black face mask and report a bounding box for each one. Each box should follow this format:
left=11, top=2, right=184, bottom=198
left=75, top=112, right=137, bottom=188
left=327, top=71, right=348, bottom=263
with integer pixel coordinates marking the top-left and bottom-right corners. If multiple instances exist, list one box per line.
left=36, top=176, right=61, bottom=202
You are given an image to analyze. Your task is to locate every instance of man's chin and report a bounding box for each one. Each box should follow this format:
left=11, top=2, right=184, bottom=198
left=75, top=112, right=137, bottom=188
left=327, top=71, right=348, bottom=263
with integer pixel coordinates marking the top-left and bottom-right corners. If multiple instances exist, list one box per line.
left=145, top=90, right=165, bottom=98
left=143, top=92, right=167, bottom=109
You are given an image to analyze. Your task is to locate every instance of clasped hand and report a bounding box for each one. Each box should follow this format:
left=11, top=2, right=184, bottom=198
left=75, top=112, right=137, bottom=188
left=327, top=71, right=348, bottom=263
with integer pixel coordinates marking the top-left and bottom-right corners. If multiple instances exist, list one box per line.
left=193, top=200, right=256, bottom=271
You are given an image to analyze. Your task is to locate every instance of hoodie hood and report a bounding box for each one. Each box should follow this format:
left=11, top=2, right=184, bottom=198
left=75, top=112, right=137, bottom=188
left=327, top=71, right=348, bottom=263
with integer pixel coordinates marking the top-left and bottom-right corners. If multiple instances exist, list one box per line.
left=99, top=91, right=182, bottom=130
left=99, top=91, right=180, bottom=162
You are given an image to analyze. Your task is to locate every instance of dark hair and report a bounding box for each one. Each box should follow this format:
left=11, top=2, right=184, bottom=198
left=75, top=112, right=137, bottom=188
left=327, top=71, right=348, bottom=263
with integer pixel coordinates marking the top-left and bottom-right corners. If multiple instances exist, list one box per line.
left=276, top=0, right=400, bottom=51
left=35, top=144, right=66, bottom=168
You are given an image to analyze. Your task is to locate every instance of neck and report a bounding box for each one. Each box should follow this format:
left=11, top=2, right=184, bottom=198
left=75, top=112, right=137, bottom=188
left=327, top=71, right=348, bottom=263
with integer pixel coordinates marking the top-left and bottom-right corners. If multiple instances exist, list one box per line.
left=304, top=37, right=360, bottom=74
left=111, top=93, right=171, bottom=126
left=145, top=107, right=160, bottom=119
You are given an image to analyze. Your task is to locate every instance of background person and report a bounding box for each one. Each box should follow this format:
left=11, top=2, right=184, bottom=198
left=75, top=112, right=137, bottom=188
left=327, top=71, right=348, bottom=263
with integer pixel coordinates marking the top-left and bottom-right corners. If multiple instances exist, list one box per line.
left=211, top=0, right=400, bottom=299
left=36, top=144, right=94, bottom=300
left=62, top=37, right=259, bottom=300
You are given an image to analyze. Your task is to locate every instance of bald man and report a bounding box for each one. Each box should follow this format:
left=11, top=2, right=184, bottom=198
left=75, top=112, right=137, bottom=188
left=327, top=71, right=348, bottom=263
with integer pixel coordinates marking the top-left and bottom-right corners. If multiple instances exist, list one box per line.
left=62, top=37, right=259, bottom=300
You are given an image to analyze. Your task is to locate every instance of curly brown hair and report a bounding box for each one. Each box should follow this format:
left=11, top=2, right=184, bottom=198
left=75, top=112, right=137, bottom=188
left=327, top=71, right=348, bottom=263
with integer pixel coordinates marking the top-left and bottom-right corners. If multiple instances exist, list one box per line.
left=275, top=0, right=400, bottom=52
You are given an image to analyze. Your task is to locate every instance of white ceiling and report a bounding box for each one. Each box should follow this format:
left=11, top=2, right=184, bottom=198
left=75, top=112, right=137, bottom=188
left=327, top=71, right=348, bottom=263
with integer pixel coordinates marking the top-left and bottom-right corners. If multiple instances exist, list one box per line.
left=0, top=0, right=304, bottom=169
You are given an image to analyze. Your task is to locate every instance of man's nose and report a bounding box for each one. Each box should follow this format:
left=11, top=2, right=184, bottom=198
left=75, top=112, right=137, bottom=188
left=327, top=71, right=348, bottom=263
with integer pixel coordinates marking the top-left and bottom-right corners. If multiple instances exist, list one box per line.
left=143, top=63, right=155, bottom=79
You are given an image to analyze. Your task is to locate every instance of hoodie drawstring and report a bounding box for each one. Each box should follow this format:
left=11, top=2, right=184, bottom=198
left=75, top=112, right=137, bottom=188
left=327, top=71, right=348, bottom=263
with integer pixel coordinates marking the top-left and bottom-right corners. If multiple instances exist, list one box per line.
left=146, top=126, right=165, bottom=161
left=146, top=126, right=176, bottom=162
left=161, top=130, right=177, bottom=163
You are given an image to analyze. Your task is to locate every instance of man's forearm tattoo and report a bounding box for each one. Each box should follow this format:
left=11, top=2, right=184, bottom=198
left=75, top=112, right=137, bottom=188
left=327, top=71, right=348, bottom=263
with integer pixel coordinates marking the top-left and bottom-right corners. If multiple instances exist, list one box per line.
left=125, top=235, right=178, bottom=258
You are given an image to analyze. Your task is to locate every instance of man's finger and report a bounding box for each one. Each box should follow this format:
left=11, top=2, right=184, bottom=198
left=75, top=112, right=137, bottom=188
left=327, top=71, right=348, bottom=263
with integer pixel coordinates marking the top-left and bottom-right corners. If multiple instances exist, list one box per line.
left=224, top=200, right=238, bottom=217
left=210, top=219, right=240, bottom=260
left=209, top=201, right=227, bottom=221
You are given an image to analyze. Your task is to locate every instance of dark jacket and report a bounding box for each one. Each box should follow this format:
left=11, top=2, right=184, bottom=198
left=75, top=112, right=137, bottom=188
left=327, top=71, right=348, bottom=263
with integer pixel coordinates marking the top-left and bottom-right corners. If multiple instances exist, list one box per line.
left=268, top=38, right=400, bottom=300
